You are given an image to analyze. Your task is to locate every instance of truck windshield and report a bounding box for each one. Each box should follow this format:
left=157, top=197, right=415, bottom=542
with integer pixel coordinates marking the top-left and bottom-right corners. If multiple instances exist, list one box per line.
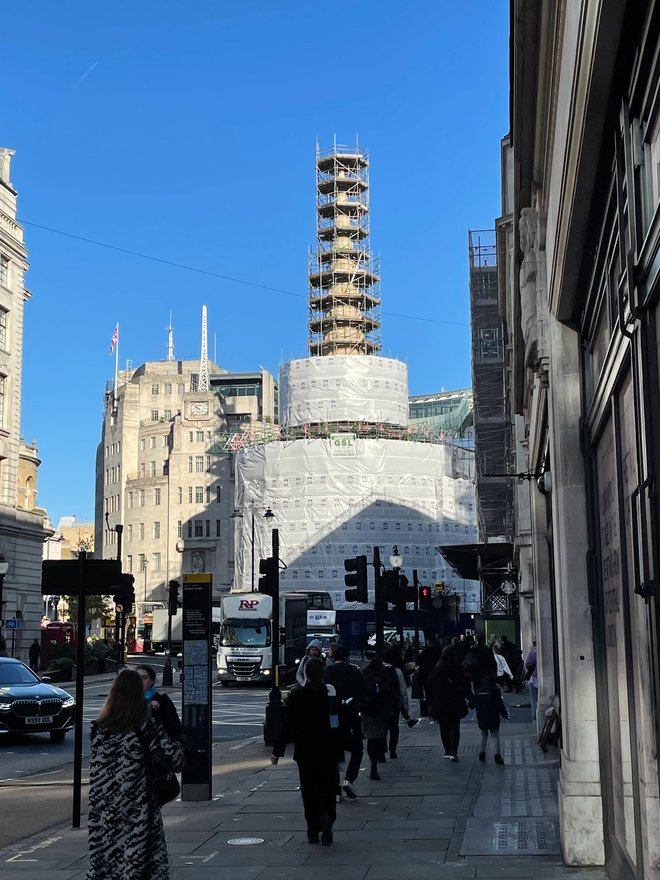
left=220, top=618, right=270, bottom=647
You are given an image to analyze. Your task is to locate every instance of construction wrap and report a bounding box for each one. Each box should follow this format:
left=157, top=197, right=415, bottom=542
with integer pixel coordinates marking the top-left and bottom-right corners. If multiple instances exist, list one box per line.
left=234, top=437, right=480, bottom=612
left=279, top=356, right=409, bottom=428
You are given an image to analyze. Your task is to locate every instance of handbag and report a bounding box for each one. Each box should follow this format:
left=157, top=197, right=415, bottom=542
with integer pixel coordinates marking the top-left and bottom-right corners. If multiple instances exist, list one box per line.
left=139, top=727, right=181, bottom=807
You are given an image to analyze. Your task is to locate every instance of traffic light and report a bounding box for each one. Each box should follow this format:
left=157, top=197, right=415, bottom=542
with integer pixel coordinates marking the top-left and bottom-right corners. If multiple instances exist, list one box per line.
left=419, top=584, right=432, bottom=611
left=258, top=556, right=278, bottom=598
left=344, top=555, right=368, bottom=603
left=435, top=581, right=445, bottom=592
left=381, top=569, right=398, bottom=605
left=113, top=573, right=135, bottom=614
left=168, top=580, right=180, bottom=616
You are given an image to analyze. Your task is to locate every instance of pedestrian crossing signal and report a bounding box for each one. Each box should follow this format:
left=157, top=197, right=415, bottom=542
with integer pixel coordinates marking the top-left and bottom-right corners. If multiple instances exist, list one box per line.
left=419, top=585, right=432, bottom=611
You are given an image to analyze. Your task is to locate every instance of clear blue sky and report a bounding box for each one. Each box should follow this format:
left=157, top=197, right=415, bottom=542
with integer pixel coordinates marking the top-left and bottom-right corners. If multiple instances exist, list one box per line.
left=4, top=1, right=509, bottom=524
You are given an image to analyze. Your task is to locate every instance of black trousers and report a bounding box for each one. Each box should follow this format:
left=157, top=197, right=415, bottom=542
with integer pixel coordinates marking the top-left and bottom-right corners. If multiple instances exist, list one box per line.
left=297, top=761, right=338, bottom=836
left=366, top=736, right=387, bottom=766
left=438, top=718, right=461, bottom=756
left=343, top=725, right=364, bottom=784
left=386, top=711, right=400, bottom=756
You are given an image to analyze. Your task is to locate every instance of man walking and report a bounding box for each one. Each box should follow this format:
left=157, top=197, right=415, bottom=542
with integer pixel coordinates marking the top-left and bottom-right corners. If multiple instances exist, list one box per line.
left=28, top=638, right=41, bottom=672
left=463, top=632, right=497, bottom=691
left=324, top=645, right=366, bottom=799
left=525, top=641, right=538, bottom=723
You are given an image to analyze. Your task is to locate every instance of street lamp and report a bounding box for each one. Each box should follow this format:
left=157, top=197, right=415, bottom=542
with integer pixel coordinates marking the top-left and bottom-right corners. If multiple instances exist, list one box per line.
left=389, top=546, right=404, bottom=647
left=0, top=555, right=8, bottom=655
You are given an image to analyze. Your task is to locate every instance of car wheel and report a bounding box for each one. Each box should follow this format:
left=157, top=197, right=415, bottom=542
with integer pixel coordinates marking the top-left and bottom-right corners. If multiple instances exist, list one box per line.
left=50, top=730, right=66, bottom=743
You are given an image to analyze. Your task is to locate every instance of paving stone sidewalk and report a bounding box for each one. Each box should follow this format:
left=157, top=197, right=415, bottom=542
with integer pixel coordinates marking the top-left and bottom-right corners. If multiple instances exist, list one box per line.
left=0, top=697, right=609, bottom=880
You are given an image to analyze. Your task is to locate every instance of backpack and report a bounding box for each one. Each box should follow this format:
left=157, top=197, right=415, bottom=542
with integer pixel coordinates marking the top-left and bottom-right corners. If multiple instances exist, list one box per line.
left=361, top=672, right=395, bottom=716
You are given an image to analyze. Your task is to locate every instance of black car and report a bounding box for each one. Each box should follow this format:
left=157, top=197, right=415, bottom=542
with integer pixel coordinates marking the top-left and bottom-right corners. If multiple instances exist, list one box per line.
left=0, top=657, right=75, bottom=742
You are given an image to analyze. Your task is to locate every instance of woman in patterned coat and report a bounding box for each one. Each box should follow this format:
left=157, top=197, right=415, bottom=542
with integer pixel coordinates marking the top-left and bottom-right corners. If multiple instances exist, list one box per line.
left=86, top=669, right=184, bottom=880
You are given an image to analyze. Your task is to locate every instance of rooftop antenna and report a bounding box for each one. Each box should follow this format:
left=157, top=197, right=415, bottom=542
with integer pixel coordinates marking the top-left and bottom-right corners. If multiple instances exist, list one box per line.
left=213, top=331, right=217, bottom=366
left=167, top=310, right=175, bottom=361
left=199, top=304, right=209, bottom=392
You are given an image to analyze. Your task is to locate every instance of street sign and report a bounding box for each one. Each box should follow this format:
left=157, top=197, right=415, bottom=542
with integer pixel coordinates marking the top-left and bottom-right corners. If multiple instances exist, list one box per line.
left=181, top=572, right=212, bottom=802
left=5, top=618, right=21, bottom=629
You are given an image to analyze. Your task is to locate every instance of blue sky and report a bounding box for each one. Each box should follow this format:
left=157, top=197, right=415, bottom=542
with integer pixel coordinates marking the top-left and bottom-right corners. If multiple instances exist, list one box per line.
left=3, top=1, right=509, bottom=523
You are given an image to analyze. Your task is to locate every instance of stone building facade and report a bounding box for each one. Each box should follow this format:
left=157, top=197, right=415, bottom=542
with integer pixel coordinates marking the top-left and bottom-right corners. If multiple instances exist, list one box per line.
left=0, top=147, right=51, bottom=657
left=95, top=360, right=277, bottom=603
left=505, top=2, right=660, bottom=876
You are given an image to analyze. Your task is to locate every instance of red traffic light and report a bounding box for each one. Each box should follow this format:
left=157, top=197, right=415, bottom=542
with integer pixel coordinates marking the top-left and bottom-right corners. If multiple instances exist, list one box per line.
left=421, top=587, right=430, bottom=597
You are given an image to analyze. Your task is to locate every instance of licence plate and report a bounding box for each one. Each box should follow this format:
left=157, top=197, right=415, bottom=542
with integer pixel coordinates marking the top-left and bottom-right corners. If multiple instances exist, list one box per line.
left=235, top=677, right=249, bottom=681
left=25, top=716, right=53, bottom=725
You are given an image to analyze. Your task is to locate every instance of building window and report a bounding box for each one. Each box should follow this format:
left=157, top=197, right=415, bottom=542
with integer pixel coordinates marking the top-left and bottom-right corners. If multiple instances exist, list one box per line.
left=195, top=455, right=204, bottom=472
left=178, top=383, right=185, bottom=394
left=0, top=255, right=8, bottom=287
left=153, top=488, right=161, bottom=505
left=140, top=438, right=145, bottom=451
left=206, top=486, right=211, bottom=504
left=195, top=486, right=204, bottom=503
left=162, top=460, right=168, bottom=476
left=164, top=409, right=172, bottom=420
left=127, top=524, right=133, bottom=542
left=0, top=375, right=5, bottom=427
left=205, top=519, right=210, bottom=537
left=207, top=431, right=212, bottom=441
left=153, top=522, right=160, bottom=539
left=164, top=383, right=172, bottom=395
left=138, top=553, right=146, bottom=572
left=162, top=435, right=168, bottom=447
left=140, top=462, right=145, bottom=478
left=216, top=485, right=221, bottom=503
left=149, top=461, right=156, bottom=477
left=189, top=431, right=194, bottom=442
left=151, top=384, right=159, bottom=396
left=194, top=520, right=203, bottom=537
left=188, top=486, right=193, bottom=503
left=190, top=373, right=199, bottom=392
left=0, top=308, right=7, bottom=349
left=151, top=410, right=159, bottom=421
left=177, top=486, right=182, bottom=503
left=138, top=522, right=145, bottom=540
left=206, top=455, right=211, bottom=471
left=139, top=489, right=145, bottom=507
left=196, top=431, right=204, bottom=442
left=188, top=456, right=193, bottom=473
left=177, top=520, right=182, bottom=538
left=216, top=519, right=221, bottom=537
left=187, top=521, right=193, bottom=538
left=152, top=552, right=161, bottom=571
left=127, top=554, right=133, bottom=573
left=127, top=491, right=133, bottom=509
left=149, top=437, right=156, bottom=449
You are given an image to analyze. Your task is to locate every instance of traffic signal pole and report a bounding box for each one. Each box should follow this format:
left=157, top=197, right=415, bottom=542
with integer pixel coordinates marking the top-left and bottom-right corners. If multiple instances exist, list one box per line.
left=264, top=528, right=282, bottom=745
left=72, top=553, right=87, bottom=828
left=412, top=569, right=420, bottom=662
left=374, top=546, right=384, bottom=659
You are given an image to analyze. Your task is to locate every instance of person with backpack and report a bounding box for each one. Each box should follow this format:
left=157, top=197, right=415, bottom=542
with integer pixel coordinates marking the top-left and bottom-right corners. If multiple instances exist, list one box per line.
left=324, top=644, right=367, bottom=799
left=474, top=673, right=509, bottom=764
left=427, top=657, right=469, bottom=762
left=383, top=646, right=417, bottom=759
left=271, top=658, right=343, bottom=846
left=360, top=657, right=396, bottom=780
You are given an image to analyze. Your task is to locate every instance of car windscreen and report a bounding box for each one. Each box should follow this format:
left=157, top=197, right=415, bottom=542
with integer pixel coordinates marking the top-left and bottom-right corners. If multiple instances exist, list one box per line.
left=0, top=664, right=40, bottom=686
left=220, top=619, right=270, bottom=647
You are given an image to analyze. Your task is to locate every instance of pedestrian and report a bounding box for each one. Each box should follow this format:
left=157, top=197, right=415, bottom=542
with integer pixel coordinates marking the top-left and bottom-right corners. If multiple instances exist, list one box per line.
left=360, top=630, right=369, bottom=661
left=474, top=672, right=508, bottom=764
left=0, top=633, right=8, bottom=658
left=136, top=664, right=182, bottom=740
left=360, top=657, right=398, bottom=779
left=427, top=657, right=469, bottom=762
left=524, top=641, right=538, bottom=723
left=86, top=669, right=184, bottom=880
left=324, top=644, right=367, bottom=799
left=463, top=632, right=497, bottom=691
left=28, top=638, right=41, bottom=672
left=296, top=638, right=324, bottom=686
left=383, top=646, right=417, bottom=760
left=272, top=658, right=342, bottom=846
left=417, top=635, right=442, bottom=697
left=492, top=645, right=513, bottom=691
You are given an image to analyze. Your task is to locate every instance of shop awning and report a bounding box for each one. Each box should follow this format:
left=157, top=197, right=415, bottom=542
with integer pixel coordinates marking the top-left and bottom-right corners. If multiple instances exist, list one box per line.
left=438, top=543, right=514, bottom=581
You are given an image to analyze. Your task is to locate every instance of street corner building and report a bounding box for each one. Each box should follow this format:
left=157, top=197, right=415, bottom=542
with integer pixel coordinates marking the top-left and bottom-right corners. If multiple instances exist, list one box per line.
left=501, top=2, right=660, bottom=877
left=0, top=148, right=52, bottom=651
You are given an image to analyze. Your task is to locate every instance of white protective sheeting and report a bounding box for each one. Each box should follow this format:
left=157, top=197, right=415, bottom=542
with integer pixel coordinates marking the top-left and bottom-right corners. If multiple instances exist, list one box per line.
left=234, top=437, right=480, bottom=611
left=279, top=356, right=409, bottom=428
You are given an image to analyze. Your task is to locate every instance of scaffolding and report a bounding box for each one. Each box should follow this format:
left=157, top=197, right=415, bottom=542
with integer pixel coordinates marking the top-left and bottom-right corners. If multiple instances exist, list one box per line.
left=308, top=142, right=382, bottom=356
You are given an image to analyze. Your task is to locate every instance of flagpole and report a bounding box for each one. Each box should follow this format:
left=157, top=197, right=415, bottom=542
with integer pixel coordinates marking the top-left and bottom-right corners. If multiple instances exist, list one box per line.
left=113, top=323, right=119, bottom=411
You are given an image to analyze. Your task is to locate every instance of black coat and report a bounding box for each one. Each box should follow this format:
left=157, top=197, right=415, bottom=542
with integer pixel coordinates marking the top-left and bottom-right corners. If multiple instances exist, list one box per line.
left=418, top=645, right=442, bottom=686
left=474, top=682, right=508, bottom=730
left=273, top=683, right=343, bottom=765
left=148, top=691, right=182, bottom=740
left=464, top=644, right=497, bottom=680
left=428, top=664, right=468, bottom=723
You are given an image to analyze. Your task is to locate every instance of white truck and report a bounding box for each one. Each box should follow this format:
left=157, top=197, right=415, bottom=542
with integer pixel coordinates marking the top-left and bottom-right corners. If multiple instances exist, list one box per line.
left=151, top=608, right=222, bottom=654
left=216, top=592, right=308, bottom=686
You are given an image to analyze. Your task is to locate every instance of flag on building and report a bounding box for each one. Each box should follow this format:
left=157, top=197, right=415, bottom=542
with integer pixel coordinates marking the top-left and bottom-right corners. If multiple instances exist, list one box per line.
left=109, top=324, right=118, bottom=355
